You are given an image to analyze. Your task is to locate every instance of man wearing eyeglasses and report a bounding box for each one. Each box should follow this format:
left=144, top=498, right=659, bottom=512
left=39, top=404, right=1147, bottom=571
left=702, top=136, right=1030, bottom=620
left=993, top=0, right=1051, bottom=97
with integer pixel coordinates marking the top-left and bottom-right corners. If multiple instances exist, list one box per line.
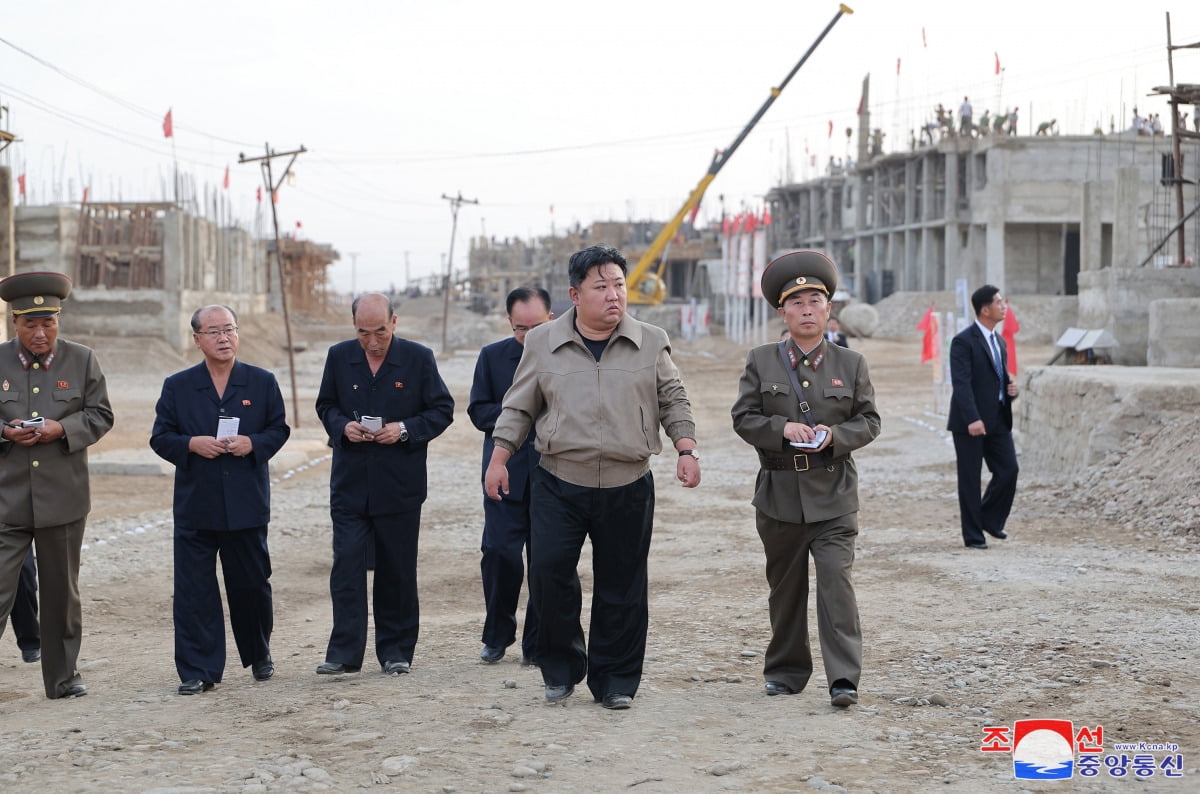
left=0, top=271, right=113, bottom=700
left=150, top=305, right=291, bottom=695
left=468, top=287, right=553, bottom=666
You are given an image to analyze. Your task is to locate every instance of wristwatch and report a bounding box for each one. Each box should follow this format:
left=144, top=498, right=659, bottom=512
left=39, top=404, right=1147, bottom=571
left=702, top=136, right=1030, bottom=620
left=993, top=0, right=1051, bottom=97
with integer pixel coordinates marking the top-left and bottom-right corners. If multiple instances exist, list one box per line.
left=398, top=421, right=409, bottom=443
left=678, top=449, right=699, bottom=461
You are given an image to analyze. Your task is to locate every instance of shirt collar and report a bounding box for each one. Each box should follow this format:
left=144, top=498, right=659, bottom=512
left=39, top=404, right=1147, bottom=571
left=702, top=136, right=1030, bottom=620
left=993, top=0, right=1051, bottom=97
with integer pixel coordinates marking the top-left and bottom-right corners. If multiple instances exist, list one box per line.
left=16, top=346, right=56, bottom=371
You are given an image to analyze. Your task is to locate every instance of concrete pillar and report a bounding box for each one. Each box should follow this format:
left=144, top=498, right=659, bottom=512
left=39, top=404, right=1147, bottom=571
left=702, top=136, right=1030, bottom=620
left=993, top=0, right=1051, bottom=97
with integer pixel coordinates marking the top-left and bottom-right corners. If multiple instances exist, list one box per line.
left=1112, top=166, right=1140, bottom=268
left=1079, top=181, right=1102, bottom=272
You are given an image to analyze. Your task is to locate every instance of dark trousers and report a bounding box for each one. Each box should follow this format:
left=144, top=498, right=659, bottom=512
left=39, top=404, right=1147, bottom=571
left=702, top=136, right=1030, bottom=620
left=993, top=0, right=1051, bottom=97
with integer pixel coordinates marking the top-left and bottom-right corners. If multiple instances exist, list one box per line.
left=756, top=512, right=862, bottom=694
left=174, top=525, right=273, bottom=683
left=530, top=467, right=654, bottom=701
left=480, top=495, right=539, bottom=657
left=0, top=519, right=87, bottom=698
left=9, top=550, right=40, bottom=652
left=953, top=430, right=1019, bottom=546
left=326, top=506, right=420, bottom=668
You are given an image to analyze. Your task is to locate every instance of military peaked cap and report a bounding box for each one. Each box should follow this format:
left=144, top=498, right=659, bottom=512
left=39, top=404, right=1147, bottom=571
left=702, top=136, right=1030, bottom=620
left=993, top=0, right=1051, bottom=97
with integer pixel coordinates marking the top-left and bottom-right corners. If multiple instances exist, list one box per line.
left=0, top=271, right=73, bottom=317
left=760, top=250, right=839, bottom=308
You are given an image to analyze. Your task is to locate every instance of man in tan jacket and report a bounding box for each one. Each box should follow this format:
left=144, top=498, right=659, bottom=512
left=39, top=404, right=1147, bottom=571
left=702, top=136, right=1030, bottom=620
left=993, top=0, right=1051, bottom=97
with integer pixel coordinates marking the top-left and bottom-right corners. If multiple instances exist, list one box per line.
left=485, top=245, right=700, bottom=710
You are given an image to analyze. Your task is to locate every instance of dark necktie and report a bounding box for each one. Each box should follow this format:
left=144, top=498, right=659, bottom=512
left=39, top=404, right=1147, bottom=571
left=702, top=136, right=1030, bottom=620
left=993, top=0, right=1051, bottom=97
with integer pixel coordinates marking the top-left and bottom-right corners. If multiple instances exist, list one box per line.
left=989, top=333, right=1004, bottom=400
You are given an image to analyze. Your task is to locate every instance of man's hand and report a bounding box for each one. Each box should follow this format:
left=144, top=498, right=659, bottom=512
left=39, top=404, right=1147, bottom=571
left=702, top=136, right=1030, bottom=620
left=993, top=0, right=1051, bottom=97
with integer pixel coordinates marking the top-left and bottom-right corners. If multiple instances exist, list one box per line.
left=343, top=421, right=375, bottom=444
left=223, top=434, right=253, bottom=457
left=189, top=435, right=228, bottom=459
left=34, top=418, right=66, bottom=444
left=484, top=460, right=510, bottom=500
left=676, top=455, right=701, bottom=488
left=370, top=421, right=404, bottom=445
left=968, top=419, right=987, bottom=436
left=3, top=423, right=42, bottom=447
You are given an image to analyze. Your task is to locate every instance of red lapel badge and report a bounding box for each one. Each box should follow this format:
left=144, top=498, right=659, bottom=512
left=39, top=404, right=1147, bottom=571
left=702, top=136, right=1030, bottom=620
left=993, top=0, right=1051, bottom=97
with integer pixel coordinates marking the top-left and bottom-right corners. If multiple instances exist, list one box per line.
left=395, top=382, right=404, bottom=388
left=242, top=399, right=252, bottom=406
left=57, top=380, right=70, bottom=389
left=831, top=378, right=844, bottom=387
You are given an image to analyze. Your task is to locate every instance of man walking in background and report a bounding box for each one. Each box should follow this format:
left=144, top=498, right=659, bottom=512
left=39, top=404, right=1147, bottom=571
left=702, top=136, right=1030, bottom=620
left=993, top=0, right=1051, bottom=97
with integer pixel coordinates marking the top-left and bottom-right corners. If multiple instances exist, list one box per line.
left=469, top=287, right=552, bottom=666
left=948, top=284, right=1019, bottom=550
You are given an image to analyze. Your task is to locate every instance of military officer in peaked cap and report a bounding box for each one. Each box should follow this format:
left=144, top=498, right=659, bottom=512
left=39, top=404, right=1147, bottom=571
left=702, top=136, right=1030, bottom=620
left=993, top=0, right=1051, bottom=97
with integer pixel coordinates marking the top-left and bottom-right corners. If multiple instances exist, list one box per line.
left=731, top=251, right=880, bottom=708
left=0, top=271, right=113, bottom=699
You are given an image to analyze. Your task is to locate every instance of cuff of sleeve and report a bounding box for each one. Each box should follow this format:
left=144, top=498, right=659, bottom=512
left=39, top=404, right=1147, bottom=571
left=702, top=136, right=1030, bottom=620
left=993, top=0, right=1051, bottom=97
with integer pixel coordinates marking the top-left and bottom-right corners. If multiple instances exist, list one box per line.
left=665, top=421, right=697, bottom=444
left=493, top=438, right=518, bottom=454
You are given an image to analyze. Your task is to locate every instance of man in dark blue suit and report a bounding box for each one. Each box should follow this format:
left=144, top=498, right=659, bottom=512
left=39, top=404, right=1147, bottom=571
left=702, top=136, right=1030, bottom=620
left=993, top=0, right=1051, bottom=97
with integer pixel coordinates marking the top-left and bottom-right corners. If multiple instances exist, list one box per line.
left=151, top=305, right=291, bottom=694
left=468, top=287, right=553, bottom=666
left=948, top=285, right=1020, bottom=549
left=315, top=293, right=454, bottom=676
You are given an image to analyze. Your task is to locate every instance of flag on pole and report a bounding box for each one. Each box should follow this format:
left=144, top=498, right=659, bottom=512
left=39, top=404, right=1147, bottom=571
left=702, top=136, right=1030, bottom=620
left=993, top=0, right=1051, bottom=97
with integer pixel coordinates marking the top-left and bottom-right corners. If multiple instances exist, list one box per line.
left=994, top=52, right=1001, bottom=76
left=256, top=186, right=262, bottom=203
left=916, top=304, right=940, bottom=363
left=17, top=174, right=25, bottom=196
left=1001, top=300, right=1020, bottom=374
left=827, top=120, right=833, bottom=138
left=162, top=108, right=174, bottom=138
left=82, top=187, right=90, bottom=204
left=922, top=27, right=927, bottom=48
left=223, top=166, right=230, bottom=189
left=896, top=57, right=901, bottom=76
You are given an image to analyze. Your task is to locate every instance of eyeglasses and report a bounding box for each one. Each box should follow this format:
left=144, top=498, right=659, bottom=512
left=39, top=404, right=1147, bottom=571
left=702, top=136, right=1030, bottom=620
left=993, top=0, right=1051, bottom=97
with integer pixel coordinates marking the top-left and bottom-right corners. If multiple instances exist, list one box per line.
left=196, top=326, right=239, bottom=338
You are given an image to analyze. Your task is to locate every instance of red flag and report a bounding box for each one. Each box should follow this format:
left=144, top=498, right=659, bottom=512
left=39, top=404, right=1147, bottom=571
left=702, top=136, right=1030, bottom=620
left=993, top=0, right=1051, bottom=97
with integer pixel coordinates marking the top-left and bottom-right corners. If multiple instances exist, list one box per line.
left=761, top=208, right=771, bottom=226
left=1000, top=300, right=1020, bottom=374
left=255, top=186, right=262, bottom=203
left=856, top=90, right=864, bottom=115
left=162, top=108, right=173, bottom=138
left=922, top=27, right=927, bottom=48
left=295, top=220, right=302, bottom=229
left=916, top=304, right=939, bottom=363
left=271, top=190, right=278, bottom=204
left=223, top=166, right=230, bottom=189
left=827, top=120, right=834, bottom=138
left=744, top=212, right=757, bottom=234
left=896, top=57, right=901, bottom=76
left=994, top=52, right=1001, bottom=76
left=17, top=174, right=25, bottom=196
left=82, top=187, right=89, bottom=204
left=721, top=217, right=731, bottom=236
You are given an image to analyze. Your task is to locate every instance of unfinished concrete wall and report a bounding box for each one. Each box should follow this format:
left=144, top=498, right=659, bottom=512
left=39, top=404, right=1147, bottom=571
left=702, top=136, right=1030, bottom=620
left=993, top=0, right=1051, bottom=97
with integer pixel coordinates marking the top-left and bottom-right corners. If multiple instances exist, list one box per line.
left=1148, top=298, right=1200, bottom=367
left=14, top=206, right=80, bottom=277
left=1077, top=266, right=1200, bottom=365
left=1017, top=365, right=1200, bottom=477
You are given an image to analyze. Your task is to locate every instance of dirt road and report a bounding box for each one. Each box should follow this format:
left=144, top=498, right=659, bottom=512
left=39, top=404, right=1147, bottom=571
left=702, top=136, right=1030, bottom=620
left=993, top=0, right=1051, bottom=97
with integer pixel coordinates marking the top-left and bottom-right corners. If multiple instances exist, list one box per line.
left=1, top=318, right=1196, bottom=793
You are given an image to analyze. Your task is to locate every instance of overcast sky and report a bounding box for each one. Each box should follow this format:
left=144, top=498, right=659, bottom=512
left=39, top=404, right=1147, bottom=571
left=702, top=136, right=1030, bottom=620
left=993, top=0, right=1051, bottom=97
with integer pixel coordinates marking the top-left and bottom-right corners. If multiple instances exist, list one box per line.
left=2, top=1, right=1198, bottom=293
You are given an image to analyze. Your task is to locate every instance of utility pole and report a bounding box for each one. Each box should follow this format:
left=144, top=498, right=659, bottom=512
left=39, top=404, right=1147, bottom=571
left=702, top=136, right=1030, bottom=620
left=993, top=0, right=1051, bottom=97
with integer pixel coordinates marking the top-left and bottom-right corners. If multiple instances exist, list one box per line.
left=239, top=143, right=307, bottom=427
left=348, top=251, right=359, bottom=296
left=440, top=191, right=479, bottom=355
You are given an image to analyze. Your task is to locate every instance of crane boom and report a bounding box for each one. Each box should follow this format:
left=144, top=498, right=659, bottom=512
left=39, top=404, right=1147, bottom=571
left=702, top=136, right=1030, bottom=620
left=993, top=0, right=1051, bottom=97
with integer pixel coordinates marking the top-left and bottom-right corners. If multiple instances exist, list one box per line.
left=627, top=4, right=854, bottom=304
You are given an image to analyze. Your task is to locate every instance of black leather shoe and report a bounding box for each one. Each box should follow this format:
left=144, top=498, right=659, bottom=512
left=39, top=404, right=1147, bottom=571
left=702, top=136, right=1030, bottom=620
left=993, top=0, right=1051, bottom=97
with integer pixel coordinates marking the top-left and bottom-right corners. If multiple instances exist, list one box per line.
left=480, top=645, right=505, bottom=663
left=521, top=653, right=538, bottom=667
left=764, top=681, right=798, bottom=696
left=316, top=661, right=361, bottom=675
left=382, top=660, right=411, bottom=675
left=986, top=529, right=1008, bottom=540
left=545, top=683, right=574, bottom=702
left=178, top=679, right=214, bottom=695
left=252, top=656, right=275, bottom=681
left=830, top=680, right=858, bottom=707
left=61, top=683, right=88, bottom=698
left=21, top=647, right=40, bottom=663
left=601, top=693, right=633, bottom=710
left=966, top=542, right=989, bottom=550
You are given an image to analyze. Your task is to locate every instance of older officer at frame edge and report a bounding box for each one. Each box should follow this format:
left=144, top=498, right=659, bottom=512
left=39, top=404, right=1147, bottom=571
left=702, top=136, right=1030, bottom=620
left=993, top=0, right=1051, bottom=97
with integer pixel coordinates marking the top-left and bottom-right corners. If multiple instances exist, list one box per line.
left=731, top=251, right=880, bottom=708
left=0, top=271, right=113, bottom=699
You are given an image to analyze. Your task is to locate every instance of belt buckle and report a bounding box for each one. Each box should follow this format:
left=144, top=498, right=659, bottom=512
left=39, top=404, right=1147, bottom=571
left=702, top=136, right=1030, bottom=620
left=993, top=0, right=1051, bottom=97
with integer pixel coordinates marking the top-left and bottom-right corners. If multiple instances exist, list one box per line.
left=793, top=453, right=809, bottom=472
